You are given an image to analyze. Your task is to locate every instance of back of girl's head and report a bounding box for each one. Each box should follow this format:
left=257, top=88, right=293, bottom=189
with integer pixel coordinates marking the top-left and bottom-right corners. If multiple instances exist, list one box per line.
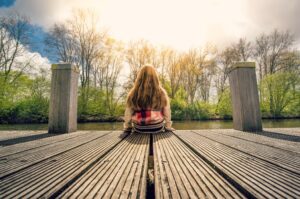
left=127, top=64, right=168, bottom=110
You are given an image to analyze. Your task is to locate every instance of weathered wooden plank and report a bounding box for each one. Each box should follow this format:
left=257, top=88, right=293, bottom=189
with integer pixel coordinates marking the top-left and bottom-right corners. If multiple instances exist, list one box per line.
left=0, top=131, right=124, bottom=198
left=175, top=130, right=300, bottom=198
left=263, top=128, right=300, bottom=135
left=58, top=133, right=149, bottom=199
left=193, top=130, right=300, bottom=174
left=0, top=131, right=92, bottom=157
left=0, top=133, right=54, bottom=147
left=0, top=131, right=111, bottom=178
left=48, top=64, right=79, bottom=134
left=215, top=128, right=300, bottom=154
left=0, top=131, right=47, bottom=141
left=154, top=132, right=245, bottom=199
left=229, top=63, right=262, bottom=132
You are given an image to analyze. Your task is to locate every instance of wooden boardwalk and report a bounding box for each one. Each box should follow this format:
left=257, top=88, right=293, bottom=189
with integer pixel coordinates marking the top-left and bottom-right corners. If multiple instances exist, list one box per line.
left=0, top=128, right=299, bottom=198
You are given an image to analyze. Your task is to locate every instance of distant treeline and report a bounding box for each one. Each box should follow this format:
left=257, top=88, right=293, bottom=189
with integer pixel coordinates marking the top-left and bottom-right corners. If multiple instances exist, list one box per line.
left=0, top=11, right=299, bottom=124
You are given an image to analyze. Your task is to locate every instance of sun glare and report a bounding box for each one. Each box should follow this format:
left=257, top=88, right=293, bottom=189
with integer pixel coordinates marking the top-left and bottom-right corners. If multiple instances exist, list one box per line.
left=67, top=0, right=251, bottom=50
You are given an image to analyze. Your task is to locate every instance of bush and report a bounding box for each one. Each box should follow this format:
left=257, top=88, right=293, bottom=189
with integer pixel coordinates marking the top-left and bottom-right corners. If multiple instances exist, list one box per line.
left=15, top=97, right=49, bottom=123
left=260, top=72, right=300, bottom=118
left=0, top=102, right=18, bottom=124
left=78, top=87, right=126, bottom=121
left=170, top=88, right=215, bottom=120
left=216, top=89, right=232, bottom=119
left=170, top=97, right=187, bottom=120
left=170, top=87, right=188, bottom=120
left=0, top=97, right=49, bottom=123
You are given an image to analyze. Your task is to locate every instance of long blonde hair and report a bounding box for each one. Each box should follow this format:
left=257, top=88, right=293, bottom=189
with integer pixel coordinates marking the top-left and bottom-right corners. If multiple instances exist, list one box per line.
left=126, top=64, right=168, bottom=110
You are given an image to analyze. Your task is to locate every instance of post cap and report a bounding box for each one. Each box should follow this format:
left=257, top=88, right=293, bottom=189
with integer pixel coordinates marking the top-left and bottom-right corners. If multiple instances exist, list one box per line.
left=51, top=64, right=80, bottom=73
left=232, top=62, right=255, bottom=69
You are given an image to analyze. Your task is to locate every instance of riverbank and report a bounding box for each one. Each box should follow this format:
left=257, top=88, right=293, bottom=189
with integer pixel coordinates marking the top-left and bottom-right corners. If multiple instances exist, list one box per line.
left=1, top=119, right=299, bottom=131
left=0, top=115, right=299, bottom=124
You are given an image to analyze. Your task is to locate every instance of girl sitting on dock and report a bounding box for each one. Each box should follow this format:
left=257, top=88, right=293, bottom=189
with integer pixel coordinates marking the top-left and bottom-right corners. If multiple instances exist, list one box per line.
left=123, top=64, right=175, bottom=134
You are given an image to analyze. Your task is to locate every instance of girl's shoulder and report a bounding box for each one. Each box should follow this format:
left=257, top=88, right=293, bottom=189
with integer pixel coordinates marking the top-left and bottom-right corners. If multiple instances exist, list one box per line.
left=159, top=86, right=170, bottom=104
left=160, top=86, right=169, bottom=97
left=160, top=86, right=167, bottom=94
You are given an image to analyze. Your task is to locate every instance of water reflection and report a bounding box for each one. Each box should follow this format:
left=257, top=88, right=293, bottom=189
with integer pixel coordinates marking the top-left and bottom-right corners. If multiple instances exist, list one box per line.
left=0, top=119, right=299, bottom=131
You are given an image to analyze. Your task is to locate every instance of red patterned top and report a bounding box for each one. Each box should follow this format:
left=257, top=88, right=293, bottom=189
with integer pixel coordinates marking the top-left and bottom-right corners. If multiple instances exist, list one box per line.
left=124, top=105, right=172, bottom=129
left=131, top=109, right=164, bottom=125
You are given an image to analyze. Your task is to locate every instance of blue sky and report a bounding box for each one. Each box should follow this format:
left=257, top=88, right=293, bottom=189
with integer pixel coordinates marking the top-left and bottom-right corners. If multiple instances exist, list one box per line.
left=1, top=0, right=299, bottom=64
left=27, top=25, right=55, bottom=62
left=0, top=0, right=16, bottom=7
left=0, top=0, right=55, bottom=62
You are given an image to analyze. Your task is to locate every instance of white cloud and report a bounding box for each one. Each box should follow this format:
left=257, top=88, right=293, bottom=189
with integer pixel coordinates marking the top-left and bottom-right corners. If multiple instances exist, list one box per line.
left=23, top=52, right=51, bottom=77
left=12, top=49, right=51, bottom=77
left=0, top=27, right=51, bottom=77
left=0, top=0, right=299, bottom=50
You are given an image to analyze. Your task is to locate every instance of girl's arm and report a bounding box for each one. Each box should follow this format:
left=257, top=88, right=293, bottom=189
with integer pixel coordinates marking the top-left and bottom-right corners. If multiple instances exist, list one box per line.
left=161, top=87, right=175, bottom=131
left=163, top=101, right=174, bottom=131
left=123, top=107, right=133, bottom=129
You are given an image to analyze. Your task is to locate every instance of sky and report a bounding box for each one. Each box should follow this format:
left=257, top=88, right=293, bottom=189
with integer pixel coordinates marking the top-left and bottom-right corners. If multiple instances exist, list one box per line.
left=0, top=0, right=299, bottom=63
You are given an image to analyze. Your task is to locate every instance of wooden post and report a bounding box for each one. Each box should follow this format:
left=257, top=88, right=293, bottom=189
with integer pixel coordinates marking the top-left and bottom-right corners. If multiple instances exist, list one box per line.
left=229, top=62, right=262, bottom=132
left=48, top=63, right=79, bottom=134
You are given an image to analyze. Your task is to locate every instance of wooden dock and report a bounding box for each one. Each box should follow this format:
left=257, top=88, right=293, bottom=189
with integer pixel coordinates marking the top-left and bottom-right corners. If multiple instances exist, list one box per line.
left=0, top=128, right=299, bottom=198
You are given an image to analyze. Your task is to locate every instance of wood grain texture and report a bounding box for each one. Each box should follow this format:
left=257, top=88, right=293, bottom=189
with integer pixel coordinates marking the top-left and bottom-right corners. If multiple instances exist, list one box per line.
left=229, top=66, right=262, bottom=131
left=154, top=132, right=245, bottom=199
left=215, top=128, right=300, bottom=154
left=193, top=129, right=300, bottom=174
left=0, top=128, right=299, bottom=198
left=175, top=130, right=300, bottom=198
left=0, top=131, right=124, bottom=198
left=48, top=64, right=79, bottom=134
left=0, top=131, right=46, bottom=142
left=0, top=131, right=111, bottom=178
left=59, top=133, right=149, bottom=199
left=0, top=131, right=93, bottom=157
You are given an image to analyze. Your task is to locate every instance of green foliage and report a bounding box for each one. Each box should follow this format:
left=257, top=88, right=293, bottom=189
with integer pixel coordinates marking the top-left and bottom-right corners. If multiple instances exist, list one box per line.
left=170, top=98, right=187, bottom=120
left=113, top=103, right=126, bottom=117
left=0, top=73, right=50, bottom=123
left=0, top=95, right=49, bottom=124
left=0, top=102, right=16, bottom=124
left=260, top=72, right=300, bottom=118
left=0, top=72, right=30, bottom=102
left=170, top=87, right=215, bottom=120
left=185, top=102, right=215, bottom=120
left=78, top=87, right=106, bottom=116
left=78, top=87, right=125, bottom=121
left=169, top=87, right=187, bottom=120
left=216, top=89, right=232, bottom=119
left=1, top=70, right=299, bottom=124
left=14, top=97, right=49, bottom=123
left=161, top=80, right=172, bottom=96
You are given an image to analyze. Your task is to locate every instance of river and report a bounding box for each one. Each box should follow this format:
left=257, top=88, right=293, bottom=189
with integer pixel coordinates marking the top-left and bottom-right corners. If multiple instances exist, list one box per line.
left=0, top=119, right=299, bottom=131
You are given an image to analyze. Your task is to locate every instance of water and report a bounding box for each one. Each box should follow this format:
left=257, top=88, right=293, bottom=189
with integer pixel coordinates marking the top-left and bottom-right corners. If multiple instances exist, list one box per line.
left=0, top=119, right=299, bottom=131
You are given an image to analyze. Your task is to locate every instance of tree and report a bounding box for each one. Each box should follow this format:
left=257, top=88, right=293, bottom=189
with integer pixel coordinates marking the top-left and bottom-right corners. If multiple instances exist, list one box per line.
left=165, top=50, right=184, bottom=98
left=69, top=10, right=107, bottom=91
left=45, top=23, right=77, bottom=63
left=197, top=45, right=217, bottom=102
left=157, top=47, right=174, bottom=84
left=260, top=72, right=299, bottom=117
left=254, top=30, right=295, bottom=114
left=254, top=30, right=294, bottom=79
left=125, top=40, right=159, bottom=88
left=215, top=47, right=235, bottom=100
left=45, top=9, right=108, bottom=113
left=96, top=38, right=124, bottom=116
left=231, top=38, right=252, bottom=62
left=0, top=13, right=34, bottom=86
left=181, top=46, right=216, bottom=104
left=181, top=49, right=200, bottom=103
